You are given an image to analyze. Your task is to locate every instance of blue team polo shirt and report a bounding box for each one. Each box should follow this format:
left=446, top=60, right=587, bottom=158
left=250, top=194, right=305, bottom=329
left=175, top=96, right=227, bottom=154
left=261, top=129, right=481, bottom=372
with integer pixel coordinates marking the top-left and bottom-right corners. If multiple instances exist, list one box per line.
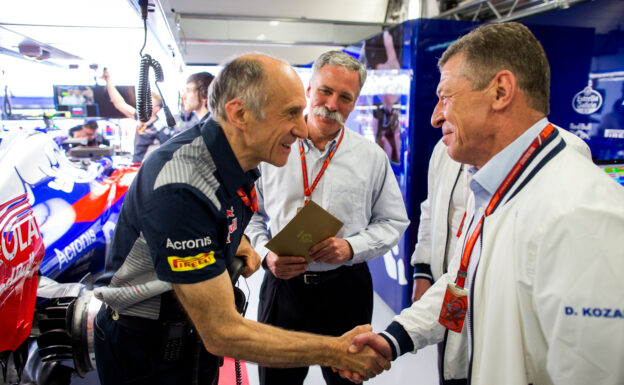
left=96, top=118, right=259, bottom=319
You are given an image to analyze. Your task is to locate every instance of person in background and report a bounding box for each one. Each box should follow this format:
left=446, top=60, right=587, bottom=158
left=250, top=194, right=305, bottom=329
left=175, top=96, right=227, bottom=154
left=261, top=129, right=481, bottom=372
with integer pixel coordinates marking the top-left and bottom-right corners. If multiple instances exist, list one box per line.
left=245, top=51, right=409, bottom=385
left=183, top=72, right=214, bottom=125
left=344, top=22, right=624, bottom=385
left=364, top=29, right=403, bottom=165
left=174, top=72, right=215, bottom=133
left=80, top=86, right=95, bottom=104
left=68, top=120, right=110, bottom=147
left=59, top=87, right=85, bottom=105
left=93, top=53, right=389, bottom=385
left=372, top=93, right=401, bottom=164
left=175, top=98, right=198, bottom=133
left=102, top=68, right=172, bottom=163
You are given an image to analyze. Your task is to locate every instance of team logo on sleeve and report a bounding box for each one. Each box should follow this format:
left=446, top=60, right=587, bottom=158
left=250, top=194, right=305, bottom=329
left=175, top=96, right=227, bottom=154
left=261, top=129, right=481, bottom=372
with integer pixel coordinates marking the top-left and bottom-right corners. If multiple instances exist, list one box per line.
left=168, top=251, right=216, bottom=272
left=226, top=218, right=237, bottom=244
left=166, top=236, right=212, bottom=250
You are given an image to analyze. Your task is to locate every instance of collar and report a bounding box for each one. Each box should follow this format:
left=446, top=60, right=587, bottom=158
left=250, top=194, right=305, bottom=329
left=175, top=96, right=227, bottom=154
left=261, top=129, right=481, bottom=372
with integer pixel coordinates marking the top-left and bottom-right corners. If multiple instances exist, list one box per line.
left=301, top=124, right=345, bottom=155
left=470, top=117, right=549, bottom=199
left=200, top=118, right=260, bottom=198
left=181, top=111, right=196, bottom=122
left=198, top=112, right=211, bottom=125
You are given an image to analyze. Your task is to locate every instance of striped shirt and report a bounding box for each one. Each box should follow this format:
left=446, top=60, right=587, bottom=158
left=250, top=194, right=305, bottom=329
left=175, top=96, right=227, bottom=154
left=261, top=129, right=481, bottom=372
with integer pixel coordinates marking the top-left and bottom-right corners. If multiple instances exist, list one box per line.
left=94, top=118, right=259, bottom=319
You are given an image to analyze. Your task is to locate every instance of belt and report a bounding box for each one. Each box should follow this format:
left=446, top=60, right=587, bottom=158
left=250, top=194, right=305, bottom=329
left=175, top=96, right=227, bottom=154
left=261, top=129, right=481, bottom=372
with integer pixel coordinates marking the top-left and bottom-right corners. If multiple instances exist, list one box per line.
left=296, top=263, right=365, bottom=285
left=105, top=306, right=200, bottom=363
left=105, top=305, right=162, bottom=331
left=105, top=292, right=188, bottom=331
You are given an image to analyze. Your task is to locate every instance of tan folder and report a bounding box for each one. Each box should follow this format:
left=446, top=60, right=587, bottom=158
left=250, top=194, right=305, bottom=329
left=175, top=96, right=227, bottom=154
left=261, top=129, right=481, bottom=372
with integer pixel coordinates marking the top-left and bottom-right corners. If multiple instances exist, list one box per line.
left=265, top=200, right=343, bottom=263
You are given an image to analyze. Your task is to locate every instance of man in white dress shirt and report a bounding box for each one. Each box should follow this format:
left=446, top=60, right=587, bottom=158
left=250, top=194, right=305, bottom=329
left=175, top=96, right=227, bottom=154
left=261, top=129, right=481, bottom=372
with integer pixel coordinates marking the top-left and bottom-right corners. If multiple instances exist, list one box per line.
left=245, top=51, right=409, bottom=385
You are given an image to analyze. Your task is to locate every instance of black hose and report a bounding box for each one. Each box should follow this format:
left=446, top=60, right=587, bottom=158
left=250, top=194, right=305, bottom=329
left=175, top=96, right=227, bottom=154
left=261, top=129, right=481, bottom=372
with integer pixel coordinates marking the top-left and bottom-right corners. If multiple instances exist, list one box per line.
left=137, top=54, right=175, bottom=126
left=229, top=256, right=246, bottom=385
left=135, top=0, right=174, bottom=126
left=139, top=0, right=148, bottom=57
left=137, top=54, right=152, bottom=122
left=235, top=359, right=243, bottom=385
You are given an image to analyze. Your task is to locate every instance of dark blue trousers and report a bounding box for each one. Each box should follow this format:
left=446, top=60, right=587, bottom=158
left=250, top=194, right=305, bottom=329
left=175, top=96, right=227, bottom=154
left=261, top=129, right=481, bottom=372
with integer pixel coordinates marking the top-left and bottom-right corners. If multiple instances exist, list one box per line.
left=257, top=263, right=374, bottom=385
left=94, top=305, right=220, bottom=385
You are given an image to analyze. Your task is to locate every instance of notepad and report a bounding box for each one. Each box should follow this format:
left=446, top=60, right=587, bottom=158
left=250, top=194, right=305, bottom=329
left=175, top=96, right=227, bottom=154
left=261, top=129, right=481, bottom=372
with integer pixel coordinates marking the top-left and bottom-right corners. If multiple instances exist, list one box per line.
left=265, top=200, right=343, bottom=263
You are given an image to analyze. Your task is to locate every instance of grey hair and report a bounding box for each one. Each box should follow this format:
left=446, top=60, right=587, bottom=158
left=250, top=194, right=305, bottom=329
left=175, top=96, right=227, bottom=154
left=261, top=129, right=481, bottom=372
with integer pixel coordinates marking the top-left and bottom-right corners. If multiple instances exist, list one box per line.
left=312, top=51, right=367, bottom=92
left=208, top=57, right=269, bottom=121
left=439, top=22, right=550, bottom=115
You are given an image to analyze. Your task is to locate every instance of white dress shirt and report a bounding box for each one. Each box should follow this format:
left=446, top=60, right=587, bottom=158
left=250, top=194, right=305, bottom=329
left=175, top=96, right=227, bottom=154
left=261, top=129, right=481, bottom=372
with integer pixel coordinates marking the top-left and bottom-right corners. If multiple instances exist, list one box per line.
left=245, top=127, right=410, bottom=272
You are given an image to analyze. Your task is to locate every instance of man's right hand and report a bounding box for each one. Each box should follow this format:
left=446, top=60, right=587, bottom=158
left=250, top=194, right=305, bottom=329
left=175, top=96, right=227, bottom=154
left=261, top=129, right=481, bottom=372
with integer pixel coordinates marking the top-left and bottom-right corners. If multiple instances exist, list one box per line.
left=265, top=251, right=308, bottom=279
left=334, top=329, right=393, bottom=383
left=333, top=325, right=390, bottom=383
left=412, top=277, right=432, bottom=302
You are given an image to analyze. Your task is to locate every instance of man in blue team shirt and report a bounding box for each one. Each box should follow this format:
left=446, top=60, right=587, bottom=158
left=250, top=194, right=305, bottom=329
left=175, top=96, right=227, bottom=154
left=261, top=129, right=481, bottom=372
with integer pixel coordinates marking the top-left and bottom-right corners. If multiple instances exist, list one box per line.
left=93, top=54, right=389, bottom=385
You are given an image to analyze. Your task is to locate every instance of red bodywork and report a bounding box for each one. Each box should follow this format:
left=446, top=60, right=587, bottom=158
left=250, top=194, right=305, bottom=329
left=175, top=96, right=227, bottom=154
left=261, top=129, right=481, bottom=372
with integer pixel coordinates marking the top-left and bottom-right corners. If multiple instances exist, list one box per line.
left=0, top=193, right=45, bottom=352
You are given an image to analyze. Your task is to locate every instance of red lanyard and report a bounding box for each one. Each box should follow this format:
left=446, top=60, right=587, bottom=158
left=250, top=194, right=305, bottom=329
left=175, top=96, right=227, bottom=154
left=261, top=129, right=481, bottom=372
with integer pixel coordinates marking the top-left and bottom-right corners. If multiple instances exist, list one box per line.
left=456, top=211, right=467, bottom=238
left=298, top=128, right=345, bottom=204
left=236, top=186, right=258, bottom=213
left=455, top=124, right=555, bottom=288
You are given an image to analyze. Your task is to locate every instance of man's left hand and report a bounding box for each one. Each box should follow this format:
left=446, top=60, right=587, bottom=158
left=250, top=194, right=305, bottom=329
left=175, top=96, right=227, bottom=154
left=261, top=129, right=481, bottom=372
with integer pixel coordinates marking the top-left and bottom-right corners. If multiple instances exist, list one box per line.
left=235, top=236, right=261, bottom=277
left=309, top=237, right=353, bottom=264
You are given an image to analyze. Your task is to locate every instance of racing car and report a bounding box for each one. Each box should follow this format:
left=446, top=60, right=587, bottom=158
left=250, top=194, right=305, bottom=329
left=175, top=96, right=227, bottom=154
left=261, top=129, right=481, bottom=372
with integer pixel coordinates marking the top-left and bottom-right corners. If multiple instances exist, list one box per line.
left=1, top=127, right=139, bottom=384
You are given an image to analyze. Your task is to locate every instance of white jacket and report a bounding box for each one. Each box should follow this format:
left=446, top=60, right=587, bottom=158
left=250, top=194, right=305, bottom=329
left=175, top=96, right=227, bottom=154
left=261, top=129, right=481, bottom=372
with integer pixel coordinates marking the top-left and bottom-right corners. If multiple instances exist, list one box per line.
left=410, top=139, right=465, bottom=282
left=410, top=129, right=591, bottom=283
left=388, top=129, right=623, bottom=384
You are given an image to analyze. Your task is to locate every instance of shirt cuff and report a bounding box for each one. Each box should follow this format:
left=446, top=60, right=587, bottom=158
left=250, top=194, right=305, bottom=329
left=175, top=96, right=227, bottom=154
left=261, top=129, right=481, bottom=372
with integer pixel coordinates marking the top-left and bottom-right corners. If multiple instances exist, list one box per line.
left=344, top=235, right=367, bottom=263
left=412, top=263, right=434, bottom=283
left=258, top=245, right=271, bottom=269
left=379, top=321, right=414, bottom=360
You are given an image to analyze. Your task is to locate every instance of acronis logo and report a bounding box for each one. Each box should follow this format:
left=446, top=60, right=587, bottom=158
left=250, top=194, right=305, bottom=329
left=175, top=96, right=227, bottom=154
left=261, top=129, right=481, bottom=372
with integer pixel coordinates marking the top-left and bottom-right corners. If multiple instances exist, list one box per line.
left=166, top=235, right=212, bottom=250
left=54, top=230, right=97, bottom=268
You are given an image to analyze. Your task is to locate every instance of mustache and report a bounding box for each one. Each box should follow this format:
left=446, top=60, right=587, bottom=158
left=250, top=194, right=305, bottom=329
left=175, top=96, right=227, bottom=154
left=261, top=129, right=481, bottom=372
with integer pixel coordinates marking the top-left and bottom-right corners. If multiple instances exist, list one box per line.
left=311, top=107, right=344, bottom=125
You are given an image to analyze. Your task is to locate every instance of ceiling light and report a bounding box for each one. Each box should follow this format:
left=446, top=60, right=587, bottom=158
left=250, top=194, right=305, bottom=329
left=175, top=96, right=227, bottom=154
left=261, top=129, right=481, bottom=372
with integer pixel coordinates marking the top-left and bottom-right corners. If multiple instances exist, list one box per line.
left=257, top=34, right=266, bottom=40
left=269, top=21, right=280, bottom=26
left=18, top=43, right=41, bottom=58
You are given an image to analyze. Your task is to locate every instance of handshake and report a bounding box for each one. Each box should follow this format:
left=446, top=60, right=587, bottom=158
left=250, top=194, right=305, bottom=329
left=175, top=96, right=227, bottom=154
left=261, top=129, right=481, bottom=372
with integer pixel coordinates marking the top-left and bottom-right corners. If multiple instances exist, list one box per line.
left=333, top=324, right=393, bottom=383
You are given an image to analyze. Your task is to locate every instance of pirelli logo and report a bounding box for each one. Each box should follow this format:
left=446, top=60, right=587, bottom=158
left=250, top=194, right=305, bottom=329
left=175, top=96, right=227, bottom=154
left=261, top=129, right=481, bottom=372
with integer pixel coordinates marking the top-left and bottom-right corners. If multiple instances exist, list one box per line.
left=168, top=251, right=216, bottom=272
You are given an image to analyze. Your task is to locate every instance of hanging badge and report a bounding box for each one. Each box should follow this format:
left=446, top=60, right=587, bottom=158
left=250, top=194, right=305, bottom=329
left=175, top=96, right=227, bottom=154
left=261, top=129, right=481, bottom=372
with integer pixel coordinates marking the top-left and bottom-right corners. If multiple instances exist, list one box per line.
left=438, top=282, right=469, bottom=333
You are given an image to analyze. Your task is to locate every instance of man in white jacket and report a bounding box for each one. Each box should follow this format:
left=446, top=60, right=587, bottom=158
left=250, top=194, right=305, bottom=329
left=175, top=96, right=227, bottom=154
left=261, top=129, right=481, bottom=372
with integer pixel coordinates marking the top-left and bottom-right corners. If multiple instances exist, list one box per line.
left=345, top=22, right=624, bottom=385
left=410, top=131, right=591, bottom=384
left=411, top=133, right=590, bottom=304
